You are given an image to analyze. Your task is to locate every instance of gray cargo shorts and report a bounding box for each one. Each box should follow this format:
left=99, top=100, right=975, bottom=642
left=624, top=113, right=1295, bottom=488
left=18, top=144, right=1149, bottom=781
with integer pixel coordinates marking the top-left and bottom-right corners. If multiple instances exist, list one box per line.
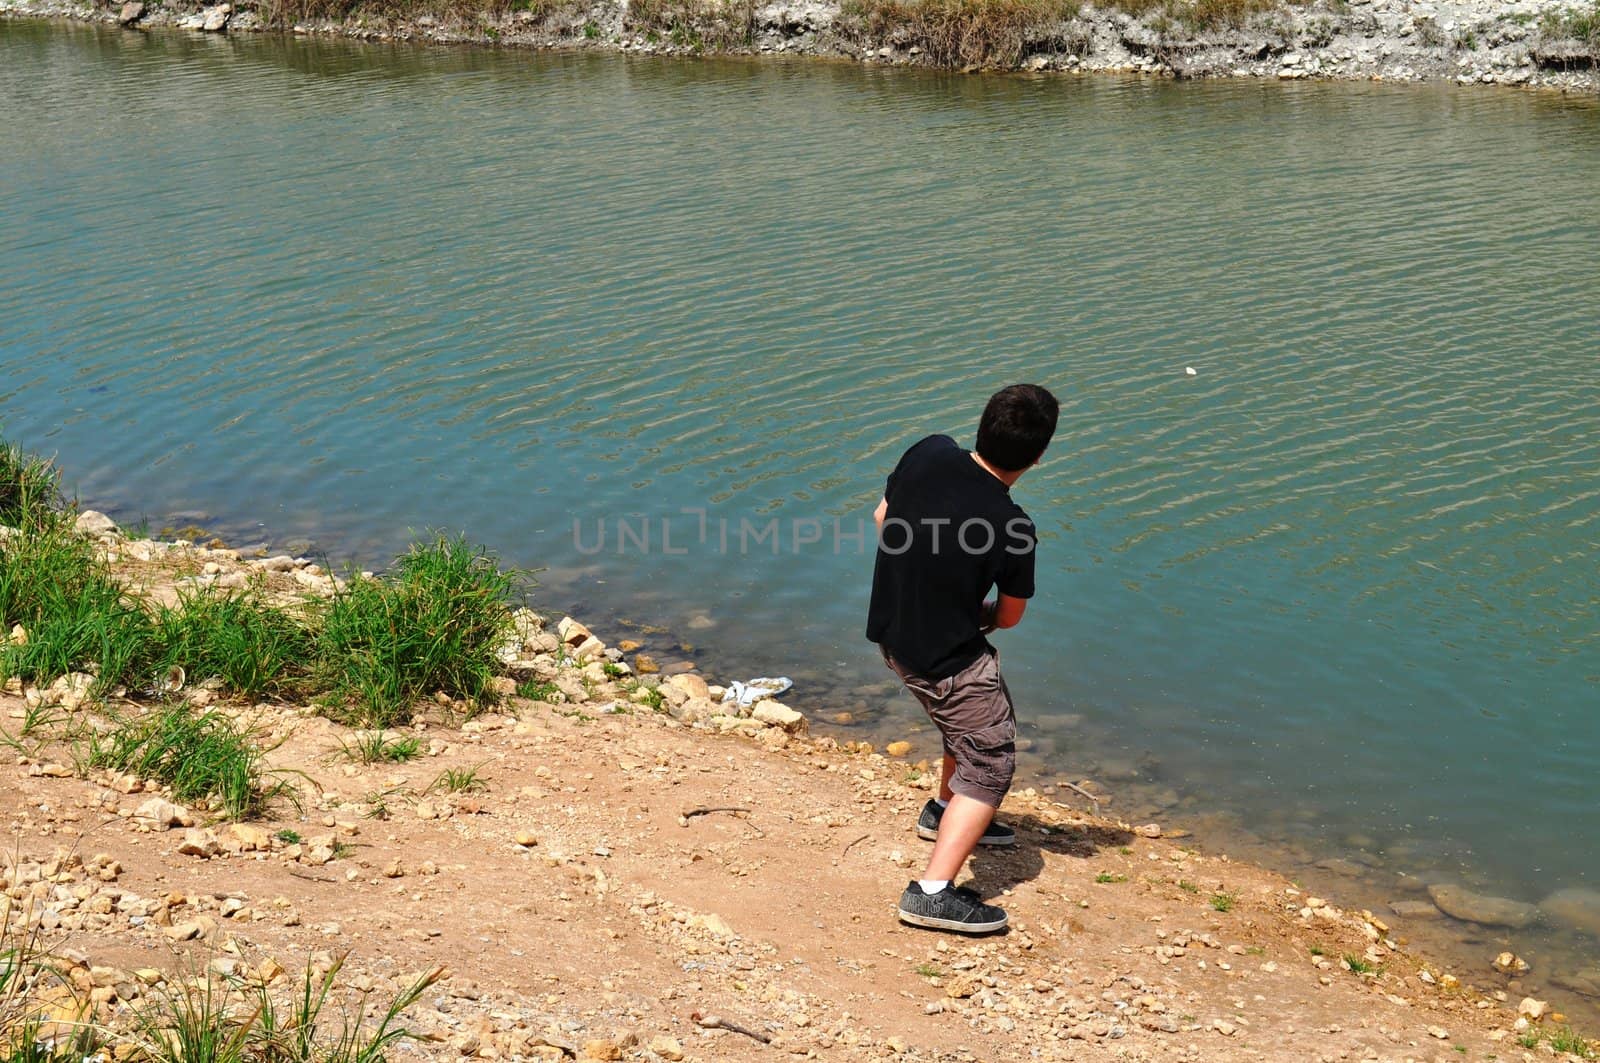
left=881, top=646, right=1016, bottom=808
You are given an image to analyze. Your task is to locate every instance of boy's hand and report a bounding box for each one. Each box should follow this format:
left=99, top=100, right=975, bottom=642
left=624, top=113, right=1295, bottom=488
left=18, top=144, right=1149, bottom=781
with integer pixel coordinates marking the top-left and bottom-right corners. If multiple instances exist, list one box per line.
left=979, top=599, right=999, bottom=634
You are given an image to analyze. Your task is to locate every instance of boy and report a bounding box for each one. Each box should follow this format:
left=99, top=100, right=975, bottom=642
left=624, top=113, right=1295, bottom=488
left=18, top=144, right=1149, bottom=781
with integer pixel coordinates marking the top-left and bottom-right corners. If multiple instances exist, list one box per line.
left=867, top=384, right=1059, bottom=933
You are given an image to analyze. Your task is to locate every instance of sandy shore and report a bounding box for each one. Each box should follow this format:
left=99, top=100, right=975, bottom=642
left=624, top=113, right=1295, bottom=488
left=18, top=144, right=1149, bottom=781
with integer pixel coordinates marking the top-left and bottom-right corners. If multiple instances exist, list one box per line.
left=2, top=516, right=1586, bottom=1061
left=2, top=0, right=1598, bottom=93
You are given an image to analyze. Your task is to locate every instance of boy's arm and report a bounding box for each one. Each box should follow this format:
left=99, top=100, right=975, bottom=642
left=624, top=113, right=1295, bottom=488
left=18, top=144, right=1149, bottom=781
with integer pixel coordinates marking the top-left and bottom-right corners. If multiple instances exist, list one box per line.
left=980, top=594, right=1028, bottom=632
left=873, top=496, right=888, bottom=532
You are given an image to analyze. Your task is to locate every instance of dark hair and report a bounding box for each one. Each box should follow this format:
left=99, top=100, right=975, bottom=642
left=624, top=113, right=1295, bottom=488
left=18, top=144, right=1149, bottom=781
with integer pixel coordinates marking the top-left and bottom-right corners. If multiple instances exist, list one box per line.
left=975, top=384, right=1059, bottom=472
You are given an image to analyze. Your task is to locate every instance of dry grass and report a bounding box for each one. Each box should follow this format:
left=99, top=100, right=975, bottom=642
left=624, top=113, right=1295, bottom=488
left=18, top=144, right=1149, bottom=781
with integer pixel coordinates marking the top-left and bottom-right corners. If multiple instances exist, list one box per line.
left=840, top=0, right=1296, bottom=69
left=256, top=0, right=568, bottom=30
left=1541, top=0, right=1600, bottom=55
left=841, top=0, right=1080, bottom=67
left=624, top=0, right=757, bottom=49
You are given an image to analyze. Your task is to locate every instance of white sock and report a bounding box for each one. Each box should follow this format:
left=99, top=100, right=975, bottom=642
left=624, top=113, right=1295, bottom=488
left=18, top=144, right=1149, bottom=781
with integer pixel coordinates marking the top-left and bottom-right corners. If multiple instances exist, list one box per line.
left=918, top=879, right=950, bottom=894
left=934, top=798, right=949, bottom=809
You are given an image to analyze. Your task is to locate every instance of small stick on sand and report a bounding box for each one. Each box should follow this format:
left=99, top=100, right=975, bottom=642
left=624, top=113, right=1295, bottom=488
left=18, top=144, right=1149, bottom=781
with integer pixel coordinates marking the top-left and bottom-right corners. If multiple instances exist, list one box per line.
left=842, top=832, right=870, bottom=855
left=1057, top=781, right=1104, bottom=809
left=692, top=1010, right=772, bottom=1044
left=678, top=806, right=752, bottom=825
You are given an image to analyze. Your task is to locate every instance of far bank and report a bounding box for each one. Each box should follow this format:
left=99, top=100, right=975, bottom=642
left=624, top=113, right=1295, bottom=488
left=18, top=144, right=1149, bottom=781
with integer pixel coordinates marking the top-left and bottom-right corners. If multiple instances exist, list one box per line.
left=3, top=0, right=1598, bottom=91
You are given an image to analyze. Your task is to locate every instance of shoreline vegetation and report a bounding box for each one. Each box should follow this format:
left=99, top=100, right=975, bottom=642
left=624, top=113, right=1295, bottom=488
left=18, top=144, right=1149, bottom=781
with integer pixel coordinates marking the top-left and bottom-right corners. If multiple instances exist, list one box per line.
left=2, top=0, right=1598, bottom=90
left=4, top=441, right=1600, bottom=1059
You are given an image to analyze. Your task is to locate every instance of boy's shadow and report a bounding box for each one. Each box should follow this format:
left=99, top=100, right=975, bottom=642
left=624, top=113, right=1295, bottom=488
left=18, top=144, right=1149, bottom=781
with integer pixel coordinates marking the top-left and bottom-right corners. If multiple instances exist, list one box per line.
left=966, top=812, right=1135, bottom=898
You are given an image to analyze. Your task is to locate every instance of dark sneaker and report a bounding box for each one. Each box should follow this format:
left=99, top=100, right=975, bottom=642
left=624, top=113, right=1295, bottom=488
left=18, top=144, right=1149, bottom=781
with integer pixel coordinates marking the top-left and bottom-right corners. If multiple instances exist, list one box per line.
left=897, top=881, right=1008, bottom=933
left=915, top=798, right=1016, bottom=847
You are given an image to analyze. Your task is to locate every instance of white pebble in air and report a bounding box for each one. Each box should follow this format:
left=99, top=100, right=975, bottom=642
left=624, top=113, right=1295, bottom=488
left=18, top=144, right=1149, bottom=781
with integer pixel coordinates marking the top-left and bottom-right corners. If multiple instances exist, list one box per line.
left=1185, top=366, right=1198, bottom=376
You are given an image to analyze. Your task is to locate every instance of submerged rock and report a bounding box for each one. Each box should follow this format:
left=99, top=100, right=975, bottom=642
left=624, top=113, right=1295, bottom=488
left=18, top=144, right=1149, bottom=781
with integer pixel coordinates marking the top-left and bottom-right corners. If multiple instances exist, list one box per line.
left=1539, top=887, right=1600, bottom=937
left=1426, top=883, right=1538, bottom=928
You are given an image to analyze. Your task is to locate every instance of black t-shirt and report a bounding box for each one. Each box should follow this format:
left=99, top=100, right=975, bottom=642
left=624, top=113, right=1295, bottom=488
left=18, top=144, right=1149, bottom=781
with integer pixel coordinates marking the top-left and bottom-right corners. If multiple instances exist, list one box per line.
left=866, top=434, right=1037, bottom=680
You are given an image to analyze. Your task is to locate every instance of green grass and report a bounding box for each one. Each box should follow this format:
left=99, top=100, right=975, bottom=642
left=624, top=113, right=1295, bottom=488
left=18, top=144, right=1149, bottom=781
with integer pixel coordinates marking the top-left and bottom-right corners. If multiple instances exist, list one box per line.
left=1548, top=1026, right=1598, bottom=1060
left=2, top=912, right=103, bottom=1063
left=1342, top=953, right=1374, bottom=975
left=516, top=678, right=560, bottom=702
left=426, top=765, right=488, bottom=794
left=5, top=898, right=437, bottom=1063
left=914, top=962, right=943, bottom=978
left=89, top=703, right=287, bottom=819
left=1095, top=872, right=1127, bottom=884
left=125, top=951, right=440, bottom=1063
left=245, top=954, right=441, bottom=1063
left=276, top=828, right=302, bottom=844
left=0, top=440, right=64, bottom=532
left=1210, top=890, right=1238, bottom=912
left=1308, top=943, right=1324, bottom=956
left=338, top=731, right=422, bottom=764
left=155, top=587, right=315, bottom=700
left=0, top=521, right=161, bottom=693
left=316, top=535, right=517, bottom=728
left=1176, top=879, right=1199, bottom=893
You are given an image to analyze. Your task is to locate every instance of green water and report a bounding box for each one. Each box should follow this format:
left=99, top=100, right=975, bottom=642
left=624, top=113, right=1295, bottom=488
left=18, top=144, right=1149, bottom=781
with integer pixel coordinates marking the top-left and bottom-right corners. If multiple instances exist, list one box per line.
left=3, top=20, right=1599, bottom=995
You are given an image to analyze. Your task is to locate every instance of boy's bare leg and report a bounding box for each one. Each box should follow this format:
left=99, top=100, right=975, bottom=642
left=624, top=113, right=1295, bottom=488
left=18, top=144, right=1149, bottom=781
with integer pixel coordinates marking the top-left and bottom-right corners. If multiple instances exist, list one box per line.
left=923, top=794, right=996, bottom=882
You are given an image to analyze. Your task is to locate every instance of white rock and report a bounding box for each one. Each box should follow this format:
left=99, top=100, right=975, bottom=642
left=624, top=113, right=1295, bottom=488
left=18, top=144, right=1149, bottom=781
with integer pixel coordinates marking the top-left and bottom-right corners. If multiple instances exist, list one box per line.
left=752, top=700, right=807, bottom=733
left=177, top=829, right=220, bottom=858
left=135, top=799, right=194, bottom=829
left=664, top=672, right=710, bottom=701
left=74, top=510, right=118, bottom=536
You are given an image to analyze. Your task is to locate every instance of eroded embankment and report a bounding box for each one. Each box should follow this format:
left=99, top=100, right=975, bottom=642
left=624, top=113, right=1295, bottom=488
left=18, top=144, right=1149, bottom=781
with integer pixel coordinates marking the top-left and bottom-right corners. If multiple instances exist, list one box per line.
left=3, top=0, right=1599, bottom=91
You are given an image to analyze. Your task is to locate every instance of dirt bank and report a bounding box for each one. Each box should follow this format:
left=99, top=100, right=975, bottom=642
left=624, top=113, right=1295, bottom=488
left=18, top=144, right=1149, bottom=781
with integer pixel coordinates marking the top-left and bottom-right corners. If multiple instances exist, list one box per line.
left=3, top=519, right=1585, bottom=1062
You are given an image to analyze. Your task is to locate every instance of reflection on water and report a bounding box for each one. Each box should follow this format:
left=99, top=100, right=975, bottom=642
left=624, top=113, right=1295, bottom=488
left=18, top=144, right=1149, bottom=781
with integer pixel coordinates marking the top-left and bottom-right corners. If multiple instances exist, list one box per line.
left=3, top=18, right=1600, bottom=1014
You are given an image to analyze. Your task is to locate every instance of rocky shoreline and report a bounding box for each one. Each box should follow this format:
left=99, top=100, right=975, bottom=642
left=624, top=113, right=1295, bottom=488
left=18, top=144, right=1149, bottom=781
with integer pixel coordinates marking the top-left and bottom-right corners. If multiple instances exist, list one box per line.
left=4, top=510, right=1599, bottom=1059
left=3, top=0, right=1598, bottom=92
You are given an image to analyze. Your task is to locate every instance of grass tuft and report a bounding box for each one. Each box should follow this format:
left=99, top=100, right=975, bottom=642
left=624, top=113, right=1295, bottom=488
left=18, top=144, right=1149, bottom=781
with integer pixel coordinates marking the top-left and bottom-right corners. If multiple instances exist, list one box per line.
left=155, top=588, right=315, bottom=701
left=1548, top=1025, right=1599, bottom=1060
left=0, top=522, right=160, bottom=692
left=1210, top=890, right=1237, bottom=912
left=338, top=731, right=422, bottom=764
left=426, top=765, right=488, bottom=794
left=316, top=535, right=517, bottom=728
left=89, top=703, right=286, bottom=819
left=0, top=440, right=64, bottom=533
